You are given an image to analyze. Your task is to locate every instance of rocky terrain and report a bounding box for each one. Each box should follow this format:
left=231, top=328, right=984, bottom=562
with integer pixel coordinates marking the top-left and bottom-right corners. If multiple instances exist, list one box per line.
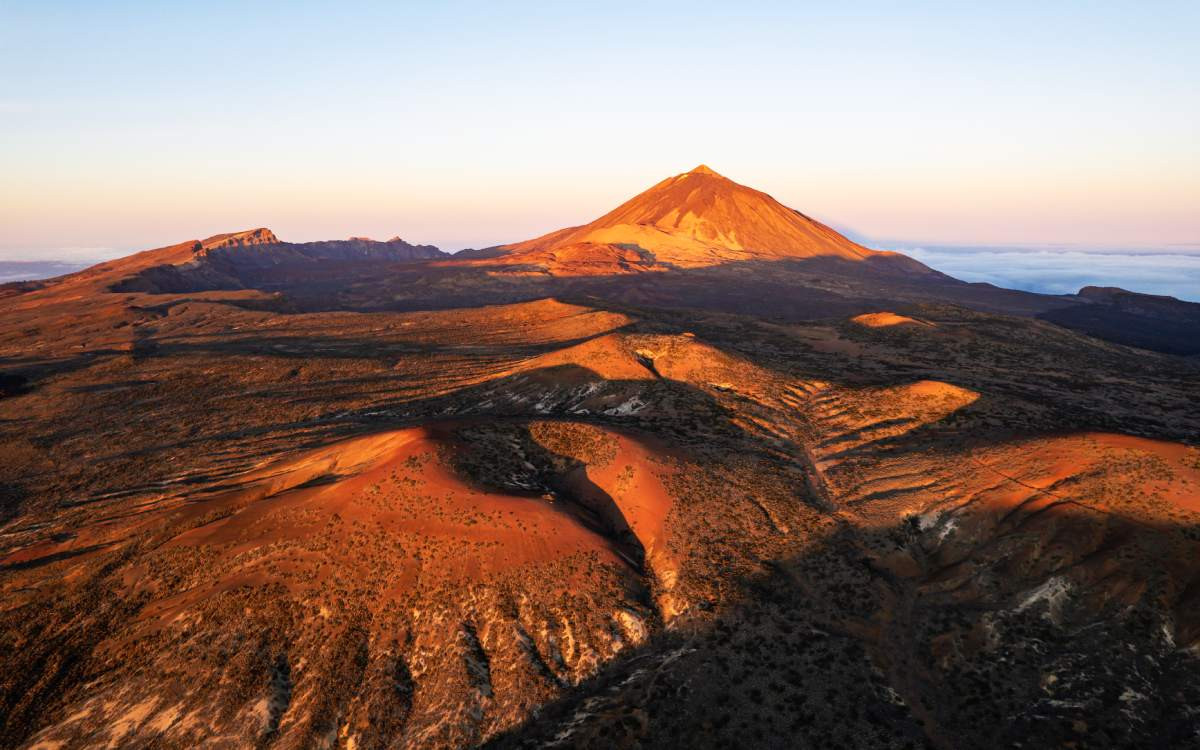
left=1037, top=285, right=1200, bottom=356
left=2, top=167, right=1199, bottom=749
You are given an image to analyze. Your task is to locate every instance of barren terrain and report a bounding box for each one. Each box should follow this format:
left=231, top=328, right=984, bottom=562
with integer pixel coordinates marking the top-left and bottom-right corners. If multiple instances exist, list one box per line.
left=2, top=167, right=1199, bottom=749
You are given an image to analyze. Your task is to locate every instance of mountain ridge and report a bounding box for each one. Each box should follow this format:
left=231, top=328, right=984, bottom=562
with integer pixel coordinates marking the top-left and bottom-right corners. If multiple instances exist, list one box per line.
left=5, top=166, right=1195, bottom=356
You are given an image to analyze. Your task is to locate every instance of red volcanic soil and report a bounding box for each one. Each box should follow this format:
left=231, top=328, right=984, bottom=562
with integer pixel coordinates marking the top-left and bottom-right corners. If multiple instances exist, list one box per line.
left=142, top=426, right=634, bottom=607
left=2, top=415, right=696, bottom=748
left=851, top=311, right=935, bottom=328
left=1, top=285, right=1199, bottom=748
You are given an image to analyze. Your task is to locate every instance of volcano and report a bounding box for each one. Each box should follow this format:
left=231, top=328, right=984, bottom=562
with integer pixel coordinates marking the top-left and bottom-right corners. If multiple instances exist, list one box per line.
left=468, top=165, right=931, bottom=275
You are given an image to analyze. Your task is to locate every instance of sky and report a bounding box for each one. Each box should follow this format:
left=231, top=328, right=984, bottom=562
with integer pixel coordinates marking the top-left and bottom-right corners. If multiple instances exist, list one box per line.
left=1, top=1, right=1197, bottom=262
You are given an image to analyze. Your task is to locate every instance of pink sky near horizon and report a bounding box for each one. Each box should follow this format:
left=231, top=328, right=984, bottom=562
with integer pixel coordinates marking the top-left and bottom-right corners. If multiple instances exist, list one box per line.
left=4, top=159, right=1197, bottom=261
left=1, top=2, right=1197, bottom=260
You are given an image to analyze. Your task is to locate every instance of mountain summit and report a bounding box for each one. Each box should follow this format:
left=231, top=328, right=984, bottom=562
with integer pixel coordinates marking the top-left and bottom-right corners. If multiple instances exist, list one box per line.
left=489, top=165, right=893, bottom=273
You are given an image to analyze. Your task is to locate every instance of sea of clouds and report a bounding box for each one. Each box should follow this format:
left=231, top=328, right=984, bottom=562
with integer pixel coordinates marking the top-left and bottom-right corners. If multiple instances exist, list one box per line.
left=0, top=260, right=91, bottom=283
left=889, top=245, right=1200, bottom=302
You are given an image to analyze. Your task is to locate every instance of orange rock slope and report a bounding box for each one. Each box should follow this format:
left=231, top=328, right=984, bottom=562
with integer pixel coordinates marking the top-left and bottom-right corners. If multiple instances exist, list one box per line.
left=468, top=165, right=928, bottom=275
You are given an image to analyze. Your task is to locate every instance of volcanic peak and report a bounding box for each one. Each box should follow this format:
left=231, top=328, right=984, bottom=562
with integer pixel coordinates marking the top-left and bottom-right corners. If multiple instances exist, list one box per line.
left=491, top=164, right=897, bottom=273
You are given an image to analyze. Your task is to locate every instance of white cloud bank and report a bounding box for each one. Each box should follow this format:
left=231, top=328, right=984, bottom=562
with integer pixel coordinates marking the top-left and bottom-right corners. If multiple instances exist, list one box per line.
left=894, top=246, right=1200, bottom=302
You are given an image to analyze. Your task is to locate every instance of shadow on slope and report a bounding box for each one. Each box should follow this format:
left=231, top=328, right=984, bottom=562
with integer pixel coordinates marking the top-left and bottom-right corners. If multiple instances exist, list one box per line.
left=483, top=464, right=1200, bottom=750
left=103, top=248, right=1200, bottom=355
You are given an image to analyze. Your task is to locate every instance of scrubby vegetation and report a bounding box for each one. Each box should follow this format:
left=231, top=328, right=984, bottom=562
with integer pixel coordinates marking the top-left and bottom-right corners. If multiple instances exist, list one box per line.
left=2, top=269, right=1199, bottom=748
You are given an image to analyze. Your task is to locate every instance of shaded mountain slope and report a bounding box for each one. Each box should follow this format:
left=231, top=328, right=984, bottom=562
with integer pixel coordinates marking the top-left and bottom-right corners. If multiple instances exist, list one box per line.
left=1038, top=286, right=1200, bottom=355
left=110, top=231, right=447, bottom=294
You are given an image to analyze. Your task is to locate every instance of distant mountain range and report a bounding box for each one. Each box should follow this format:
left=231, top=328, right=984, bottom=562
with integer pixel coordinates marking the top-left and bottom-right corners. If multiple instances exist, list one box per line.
left=15, top=164, right=1188, bottom=355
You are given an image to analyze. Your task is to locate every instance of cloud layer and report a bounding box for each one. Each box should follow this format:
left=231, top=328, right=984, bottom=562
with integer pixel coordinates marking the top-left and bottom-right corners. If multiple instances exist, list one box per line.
left=898, top=246, right=1200, bottom=302
left=0, top=261, right=89, bottom=283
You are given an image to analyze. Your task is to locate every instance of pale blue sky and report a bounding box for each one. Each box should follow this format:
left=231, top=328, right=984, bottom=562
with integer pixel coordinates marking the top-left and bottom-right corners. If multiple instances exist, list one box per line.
left=1, top=1, right=1197, bottom=259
